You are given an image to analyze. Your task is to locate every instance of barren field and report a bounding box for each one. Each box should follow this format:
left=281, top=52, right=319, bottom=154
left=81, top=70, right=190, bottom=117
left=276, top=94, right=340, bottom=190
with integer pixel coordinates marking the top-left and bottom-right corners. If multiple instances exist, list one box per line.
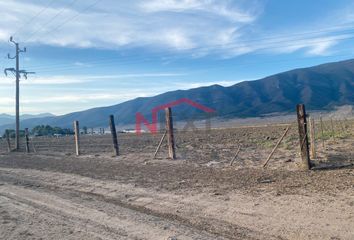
left=0, top=123, right=353, bottom=239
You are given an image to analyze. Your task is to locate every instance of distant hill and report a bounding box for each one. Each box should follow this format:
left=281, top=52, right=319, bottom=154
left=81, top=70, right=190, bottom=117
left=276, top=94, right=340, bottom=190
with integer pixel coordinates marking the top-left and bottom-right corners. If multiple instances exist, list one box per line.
left=1, top=58, right=354, bottom=131
left=21, top=113, right=55, bottom=120
left=0, top=113, right=55, bottom=127
left=0, top=114, right=13, bottom=126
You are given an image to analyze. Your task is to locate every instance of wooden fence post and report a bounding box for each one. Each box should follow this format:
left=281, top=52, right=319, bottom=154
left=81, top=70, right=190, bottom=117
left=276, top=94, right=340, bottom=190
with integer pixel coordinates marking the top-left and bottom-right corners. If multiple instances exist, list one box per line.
left=330, top=118, right=335, bottom=140
left=165, top=107, right=176, bottom=159
left=109, top=115, right=119, bottom=156
left=32, top=141, right=37, bottom=153
left=25, top=128, right=30, bottom=153
left=296, top=104, right=311, bottom=170
left=309, top=117, right=316, bottom=159
left=5, top=130, right=11, bottom=152
left=320, top=116, right=325, bottom=148
left=74, top=121, right=80, bottom=156
left=339, top=120, right=344, bottom=132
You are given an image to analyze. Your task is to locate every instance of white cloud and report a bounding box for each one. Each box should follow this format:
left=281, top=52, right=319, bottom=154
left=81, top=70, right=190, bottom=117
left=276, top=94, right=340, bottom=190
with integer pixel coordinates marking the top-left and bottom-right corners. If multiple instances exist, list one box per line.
left=84, top=73, right=186, bottom=79
left=0, top=29, right=10, bottom=42
left=0, top=97, right=14, bottom=105
left=0, top=1, right=349, bottom=57
left=178, top=80, right=238, bottom=89
left=140, top=0, right=256, bottom=23
left=161, top=29, right=195, bottom=50
left=0, top=0, right=261, bottom=55
left=73, top=61, right=90, bottom=67
left=21, top=93, right=127, bottom=104
left=263, top=34, right=350, bottom=56
left=0, top=72, right=186, bottom=85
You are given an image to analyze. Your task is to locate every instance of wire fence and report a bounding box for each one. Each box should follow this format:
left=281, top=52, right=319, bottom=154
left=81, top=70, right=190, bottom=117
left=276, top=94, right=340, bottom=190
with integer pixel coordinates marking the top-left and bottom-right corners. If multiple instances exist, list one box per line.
left=1, top=115, right=353, bottom=169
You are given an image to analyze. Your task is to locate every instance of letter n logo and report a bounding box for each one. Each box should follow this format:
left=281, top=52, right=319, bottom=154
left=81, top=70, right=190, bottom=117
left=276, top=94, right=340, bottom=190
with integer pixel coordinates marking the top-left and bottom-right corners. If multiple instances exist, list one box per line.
left=135, top=112, right=157, bottom=135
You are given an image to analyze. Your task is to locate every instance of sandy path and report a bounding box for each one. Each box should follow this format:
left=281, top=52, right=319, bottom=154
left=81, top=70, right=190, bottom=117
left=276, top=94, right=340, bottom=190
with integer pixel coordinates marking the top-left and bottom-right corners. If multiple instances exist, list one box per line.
left=0, top=182, right=227, bottom=240
left=0, top=167, right=353, bottom=239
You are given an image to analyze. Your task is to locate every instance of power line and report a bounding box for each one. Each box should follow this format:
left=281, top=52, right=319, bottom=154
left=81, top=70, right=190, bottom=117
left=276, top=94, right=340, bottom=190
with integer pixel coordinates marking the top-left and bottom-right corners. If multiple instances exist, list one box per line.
left=20, top=22, right=354, bottom=72
left=23, top=0, right=80, bottom=43
left=16, top=0, right=354, bottom=54
left=3, top=2, right=352, bottom=76
left=26, top=34, right=354, bottom=73
left=11, top=0, right=57, bottom=39
left=25, top=0, right=102, bottom=43
left=27, top=27, right=354, bottom=71
left=2, top=0, right=351, bottom=72
left=23, top=51, right=354, bottom=77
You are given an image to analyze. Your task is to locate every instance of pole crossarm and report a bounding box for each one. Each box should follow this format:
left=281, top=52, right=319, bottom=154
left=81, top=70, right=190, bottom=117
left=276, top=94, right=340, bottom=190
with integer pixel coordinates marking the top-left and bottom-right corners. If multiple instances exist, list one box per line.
left=4, top=69, right=35, bottom=79
left=19, top=70, right=36, bottom=79
left=4, top=68, right=16, bottom=76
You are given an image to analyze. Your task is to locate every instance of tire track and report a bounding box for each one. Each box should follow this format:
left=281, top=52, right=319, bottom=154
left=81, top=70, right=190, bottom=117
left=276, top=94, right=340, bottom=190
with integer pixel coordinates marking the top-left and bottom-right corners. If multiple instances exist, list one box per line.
left=0, top=182, right=226, bottom=240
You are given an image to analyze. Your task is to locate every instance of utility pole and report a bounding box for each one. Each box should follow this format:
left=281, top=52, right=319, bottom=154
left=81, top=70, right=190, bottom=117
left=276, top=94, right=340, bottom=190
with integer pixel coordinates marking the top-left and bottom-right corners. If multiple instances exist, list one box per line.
left=4, top=36, right=35, bottom=150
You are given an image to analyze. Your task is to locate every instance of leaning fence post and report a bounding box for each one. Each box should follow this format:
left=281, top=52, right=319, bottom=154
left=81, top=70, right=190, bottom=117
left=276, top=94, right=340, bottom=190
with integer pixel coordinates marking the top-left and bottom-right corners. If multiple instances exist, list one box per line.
left=74, top=120, right=80, bottom=156
left=153, top=130, right=167, bottom=159
left=309, top=117, right=316, bottom=159
left=165, top=107, right=176, bottom=159
left=25, top=128, right=30, bottom=153
left=296, top=104, right=311, bottom=170
left=5, top=130, right=11, bottom=152
left=109, top=115, right=119, bottom=156
left=263, top=126, right=290, bottom=168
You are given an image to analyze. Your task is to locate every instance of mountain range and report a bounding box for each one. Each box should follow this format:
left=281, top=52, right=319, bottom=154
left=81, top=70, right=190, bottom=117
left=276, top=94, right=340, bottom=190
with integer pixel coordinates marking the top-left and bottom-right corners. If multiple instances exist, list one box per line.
left=1, top=58, right=354, bottom=132
left=0, top=113, right=55, bottom=127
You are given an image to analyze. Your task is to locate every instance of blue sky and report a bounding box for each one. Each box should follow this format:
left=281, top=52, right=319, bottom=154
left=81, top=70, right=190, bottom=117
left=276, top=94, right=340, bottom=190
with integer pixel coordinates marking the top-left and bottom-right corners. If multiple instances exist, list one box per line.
left=1, top=0, right=354, bottom=115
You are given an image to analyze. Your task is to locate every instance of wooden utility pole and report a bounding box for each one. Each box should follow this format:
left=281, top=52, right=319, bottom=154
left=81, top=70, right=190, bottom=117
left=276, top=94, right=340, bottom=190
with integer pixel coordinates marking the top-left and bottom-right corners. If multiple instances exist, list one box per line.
left=309, top=117, right=316, bottom=159
left=74, top=121, right=80, bottom=156
left=165, top=108, right=176, bottom=159
left=296, top=104, right=311, bottom=170
left=15, top=41, right=20, bottom=150
left=109, top=115, right=119, bottom=156
left=25, top=128, right=30, bottom=153
left=4, top=37, right=34, bottom=150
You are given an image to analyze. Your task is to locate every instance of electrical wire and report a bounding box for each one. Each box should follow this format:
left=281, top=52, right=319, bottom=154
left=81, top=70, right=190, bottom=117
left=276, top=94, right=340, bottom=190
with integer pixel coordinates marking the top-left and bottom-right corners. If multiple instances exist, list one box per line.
left=26, top=0, right=103, bottom=43
left=22, top=23, right=354, bottom=72
left=11, top=0, right=57, bottom=39
left=27, top=35, right=354, bottom=73
left=23, top=0, right=80, bottom=43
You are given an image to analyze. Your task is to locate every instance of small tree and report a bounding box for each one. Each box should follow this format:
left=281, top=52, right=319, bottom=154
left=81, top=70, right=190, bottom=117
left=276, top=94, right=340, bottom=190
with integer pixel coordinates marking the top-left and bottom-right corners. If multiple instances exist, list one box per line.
left=31, top=125, right=74, bottom=136
left=83, top=126, right=88, bottom=134
left=2, top=129, right=25, bottom=138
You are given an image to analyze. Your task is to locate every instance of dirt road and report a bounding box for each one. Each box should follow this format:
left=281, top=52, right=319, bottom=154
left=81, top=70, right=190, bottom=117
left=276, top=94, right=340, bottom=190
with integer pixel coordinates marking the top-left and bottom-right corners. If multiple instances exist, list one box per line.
left=0, top=168, right=229, bottom=240
left=0, top=153, right=353, bottom=240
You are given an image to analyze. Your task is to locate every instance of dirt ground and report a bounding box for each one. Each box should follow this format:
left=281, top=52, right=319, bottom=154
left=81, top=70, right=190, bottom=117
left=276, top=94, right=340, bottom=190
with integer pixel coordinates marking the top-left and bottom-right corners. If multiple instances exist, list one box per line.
left=0, top=125, right=353, bottom=240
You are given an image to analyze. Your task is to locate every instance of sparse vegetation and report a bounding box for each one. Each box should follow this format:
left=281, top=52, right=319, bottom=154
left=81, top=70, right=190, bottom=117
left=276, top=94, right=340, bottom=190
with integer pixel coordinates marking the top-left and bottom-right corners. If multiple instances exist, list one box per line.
left=1, top=129, right=25, bottom=138
left=31, top=125, right=74, bottom=136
